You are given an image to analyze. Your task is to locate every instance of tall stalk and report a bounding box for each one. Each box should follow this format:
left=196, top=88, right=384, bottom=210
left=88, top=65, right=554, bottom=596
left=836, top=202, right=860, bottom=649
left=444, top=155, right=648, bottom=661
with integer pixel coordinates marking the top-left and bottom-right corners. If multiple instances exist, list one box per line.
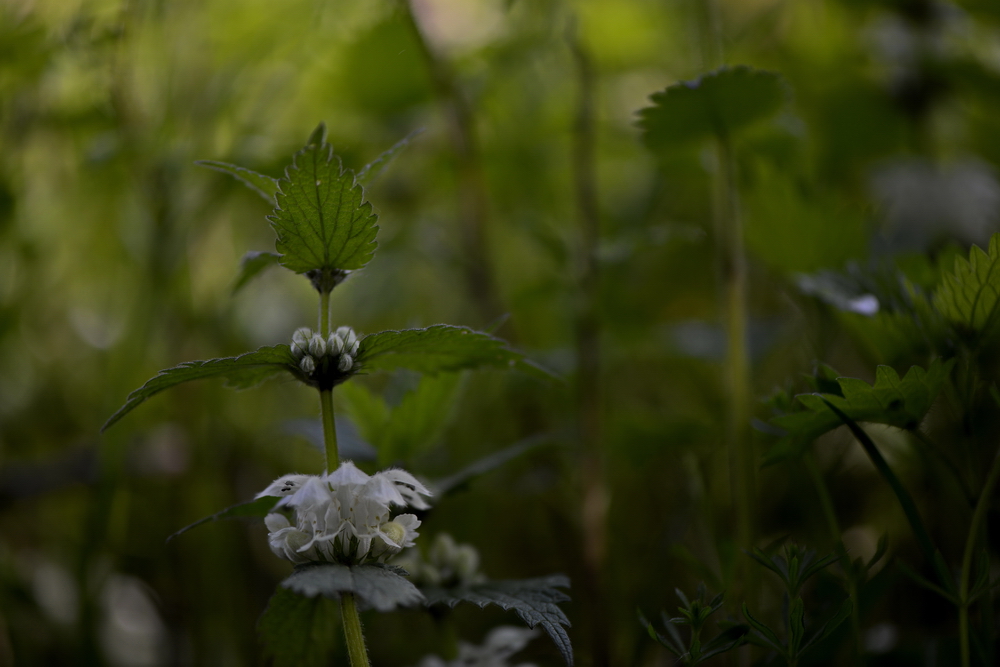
left=399, top=0, right=507, bottom=326
left=958, top=448, right=1000, bottom=667
left=694, top=0, right=755, bottom=556
left=568, top=25, right=610, bottom=667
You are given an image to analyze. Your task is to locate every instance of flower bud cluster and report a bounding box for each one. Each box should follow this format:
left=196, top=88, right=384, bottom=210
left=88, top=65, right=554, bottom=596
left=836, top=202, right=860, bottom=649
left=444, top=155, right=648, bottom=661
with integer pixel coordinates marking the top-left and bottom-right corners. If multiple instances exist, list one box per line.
left=258, top=461, right=432, bottom=565
left=290, top=326, right=360, bottom=377
left=394, top=533, right=485, bottom=587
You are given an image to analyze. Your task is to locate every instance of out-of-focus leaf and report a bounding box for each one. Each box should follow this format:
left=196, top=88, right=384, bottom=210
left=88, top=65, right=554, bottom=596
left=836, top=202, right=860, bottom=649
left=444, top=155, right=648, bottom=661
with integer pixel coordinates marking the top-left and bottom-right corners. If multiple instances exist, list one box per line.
left=258, top=587, right=339, bottom=667
left=102, top=346, right=298, bottom=431
left=766, top=359, right=953, bottom=460
left=357, top=325, right=553, bottom=379
left=268, top=123, right=378, bottom=275
left=197, top=160, right=279, bottom=202
left=932, top=233, right=1000, bottom=335
left=638, top=66, right=787, bottom=151
left=280, top=417, right=376, bottom=461
left=167, top=495, right=278, bottom=542
left=282, top=562, right=425, bottom=612
left=232, top=251, right=281, bottom=293
left=431, top=435, right=553, bottom=496
left=338, top=373, right=463, bottom=465
left=356, top=129, right=423, bottom=186
left=423, top=575, right=573, bottom=666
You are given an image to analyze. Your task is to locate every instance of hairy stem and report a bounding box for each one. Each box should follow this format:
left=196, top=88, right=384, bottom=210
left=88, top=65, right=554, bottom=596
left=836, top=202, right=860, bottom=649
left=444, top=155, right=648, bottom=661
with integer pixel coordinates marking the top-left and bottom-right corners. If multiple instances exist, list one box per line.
left=341, top=593, right=371, bottom=667
left=959, top=447, right=1000, bottom=667
left=320, top=389, right=339, bottom=472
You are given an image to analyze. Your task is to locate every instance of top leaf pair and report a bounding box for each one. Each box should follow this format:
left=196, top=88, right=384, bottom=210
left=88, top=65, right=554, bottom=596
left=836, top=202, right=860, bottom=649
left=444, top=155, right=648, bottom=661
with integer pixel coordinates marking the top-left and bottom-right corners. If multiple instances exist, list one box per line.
left=201, top=124, right=385, bottom=292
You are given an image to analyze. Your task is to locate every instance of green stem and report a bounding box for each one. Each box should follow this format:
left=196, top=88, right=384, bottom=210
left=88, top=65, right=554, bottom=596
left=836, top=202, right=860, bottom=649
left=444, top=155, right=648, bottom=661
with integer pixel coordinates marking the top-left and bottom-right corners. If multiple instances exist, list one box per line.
left=341, top=593, right=371, bottom=667
left=822, top=399, right=937, bottom=566
left=320, top=389, right=339, bottom=472
left=319, top=289, right=331, bottom=338
left=717, top=133, right=754, bottom=554
left=958, top=448, right=1000, bottom=667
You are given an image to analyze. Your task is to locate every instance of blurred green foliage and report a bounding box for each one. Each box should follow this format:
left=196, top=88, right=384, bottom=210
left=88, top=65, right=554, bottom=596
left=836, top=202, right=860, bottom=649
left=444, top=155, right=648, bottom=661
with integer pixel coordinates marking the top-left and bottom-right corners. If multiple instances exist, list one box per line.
left=2, top=0, right=1000, bottom=665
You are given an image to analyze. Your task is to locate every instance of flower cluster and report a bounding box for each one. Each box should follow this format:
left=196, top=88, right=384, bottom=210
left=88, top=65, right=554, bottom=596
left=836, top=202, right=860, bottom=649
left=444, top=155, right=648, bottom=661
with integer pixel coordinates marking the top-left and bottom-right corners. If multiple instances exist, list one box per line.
left=394, top=533, right=485, bottom=587
left=258, top=461, right=431, bottom=565
left=290, top=326, right=359, bottom=376
left=413, top=626, right=539, bottom=667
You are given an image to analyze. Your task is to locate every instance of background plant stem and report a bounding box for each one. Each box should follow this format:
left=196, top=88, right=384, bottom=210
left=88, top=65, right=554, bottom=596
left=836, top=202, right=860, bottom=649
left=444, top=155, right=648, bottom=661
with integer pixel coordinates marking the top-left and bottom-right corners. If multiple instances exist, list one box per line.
left=958, top=447, right=1000, bottom=667
left=400, top=0, right=507, bottom=327
left=568, top=24, right=610, bottom=667
left=341, top=593, right=371, bottom=667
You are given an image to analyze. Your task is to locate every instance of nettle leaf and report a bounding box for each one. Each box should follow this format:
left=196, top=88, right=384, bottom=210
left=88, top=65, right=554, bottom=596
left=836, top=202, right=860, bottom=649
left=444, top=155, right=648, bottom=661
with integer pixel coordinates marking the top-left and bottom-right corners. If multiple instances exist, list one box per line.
left=282, top=562, right=425, bottom=612
left=932, top=233, right=1000, bottom=335
left=357, top=325, right=552, bottom=379
left=767, top=359, right=953, bottom=458
left=102, top=345, right=298, bottom=431
left=258, top=586, right=339, bottom=667
left=197, top=160, right=279, bottom=203
left=638, top=66, right=787, bottom=151
left=232, top=250, right=281, bottom=293
left=356, top=129, right=423, bottom=186
left=423, top=575, right=573, bottom=666
left=268, top=124, right=379, bottom=275
left=167, top=495, right=278, bottom=542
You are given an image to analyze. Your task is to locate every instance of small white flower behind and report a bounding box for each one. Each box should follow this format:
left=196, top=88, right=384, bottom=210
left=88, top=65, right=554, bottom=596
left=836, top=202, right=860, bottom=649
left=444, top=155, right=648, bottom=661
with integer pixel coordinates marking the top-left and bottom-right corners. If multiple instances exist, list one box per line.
left=258, top=461, right=431, bottom=565
left=413, top=626, right=539, bottom=667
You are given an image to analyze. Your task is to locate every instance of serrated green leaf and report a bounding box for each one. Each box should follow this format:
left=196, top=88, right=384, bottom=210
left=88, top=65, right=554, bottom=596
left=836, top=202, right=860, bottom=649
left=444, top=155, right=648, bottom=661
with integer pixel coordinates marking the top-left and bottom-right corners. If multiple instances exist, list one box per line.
left=933, top=233, right=1000, bottom=334
left=638, top=66, right=787, bottom=151
left=232, top=251, right=281, bottom=293
left=258, top=586, right=339, bottom=667
left=767, top=359, right=953, bottom=456
left=267, top=124, right=379, bottom=275
left=102, top=345, right=298, bottom=432
left=197, top=160, right=279, bottom=203
left=423, top=575, right=573, bottom=666
left=167, top=495, right=278, bottom=542
left=357, top=325, right=553, bottom=379
left=356, top=129, right=423, bottom=186
left=282, top=562, right=425, bottom=612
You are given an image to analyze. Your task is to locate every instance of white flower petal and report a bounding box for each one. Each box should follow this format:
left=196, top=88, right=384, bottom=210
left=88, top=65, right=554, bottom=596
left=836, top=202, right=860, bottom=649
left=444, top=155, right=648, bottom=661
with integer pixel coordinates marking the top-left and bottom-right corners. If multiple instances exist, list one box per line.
left=256, top=474, right=313, bottom=499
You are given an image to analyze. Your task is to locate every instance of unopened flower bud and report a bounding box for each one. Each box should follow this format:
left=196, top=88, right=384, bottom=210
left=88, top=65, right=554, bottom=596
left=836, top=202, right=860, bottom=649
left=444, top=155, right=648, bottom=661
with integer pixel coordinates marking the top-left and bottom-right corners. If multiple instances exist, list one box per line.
left=328, top=332, right=345, bottom=355
left=308, top=333, right=327, bottom=358
left=338, top=354, right=353, bottom=372
left=291, top=327, right=313, bottom=359
left=336, top=326, right=358, bottom=350
left=299, top=355, right=316, bottom=374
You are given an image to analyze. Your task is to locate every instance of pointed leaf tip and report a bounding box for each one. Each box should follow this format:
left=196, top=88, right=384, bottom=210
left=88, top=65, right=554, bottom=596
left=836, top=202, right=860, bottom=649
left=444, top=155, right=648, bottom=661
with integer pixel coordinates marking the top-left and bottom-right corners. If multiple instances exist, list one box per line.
left=307, top=123, right=327, bottom=147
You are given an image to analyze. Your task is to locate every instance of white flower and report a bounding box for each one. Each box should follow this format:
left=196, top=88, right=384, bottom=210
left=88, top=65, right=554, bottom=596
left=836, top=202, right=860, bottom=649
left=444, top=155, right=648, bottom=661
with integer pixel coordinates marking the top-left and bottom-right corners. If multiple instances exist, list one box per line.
left=413, top=626, right=539, bottom=667
left=257, top=461, right=432, bottom=565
